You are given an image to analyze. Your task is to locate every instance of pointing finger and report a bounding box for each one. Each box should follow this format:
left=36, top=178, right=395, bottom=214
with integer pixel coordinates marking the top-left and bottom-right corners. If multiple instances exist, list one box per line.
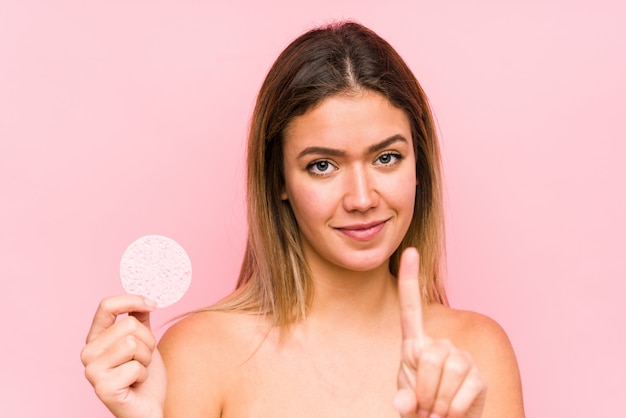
left=398, top=247, right=425, bottom=350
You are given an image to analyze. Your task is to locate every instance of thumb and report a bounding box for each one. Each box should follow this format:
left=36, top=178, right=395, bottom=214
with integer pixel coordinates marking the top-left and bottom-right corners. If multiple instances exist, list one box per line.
left=393, top=388, right=418, bottom=417
left=129, top=298, right=157, bottom=329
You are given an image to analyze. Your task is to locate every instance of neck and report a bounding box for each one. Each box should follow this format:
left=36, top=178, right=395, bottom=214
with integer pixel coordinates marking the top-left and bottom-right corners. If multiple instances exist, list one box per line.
left=306, top=259, right=399, bottom=332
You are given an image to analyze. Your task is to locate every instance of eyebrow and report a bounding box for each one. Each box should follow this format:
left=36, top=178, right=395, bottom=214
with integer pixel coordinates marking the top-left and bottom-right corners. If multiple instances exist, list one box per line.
left=296, top=134, right=409, bottom=159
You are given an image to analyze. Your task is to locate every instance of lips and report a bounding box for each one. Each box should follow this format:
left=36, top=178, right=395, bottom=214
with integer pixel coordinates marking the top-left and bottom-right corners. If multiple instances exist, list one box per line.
left=334, top=219, right=388, bottom=241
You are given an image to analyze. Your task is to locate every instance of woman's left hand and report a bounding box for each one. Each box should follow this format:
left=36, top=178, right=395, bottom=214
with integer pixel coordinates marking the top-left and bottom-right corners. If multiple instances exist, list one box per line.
left=394, top=248, right=487, bottom=418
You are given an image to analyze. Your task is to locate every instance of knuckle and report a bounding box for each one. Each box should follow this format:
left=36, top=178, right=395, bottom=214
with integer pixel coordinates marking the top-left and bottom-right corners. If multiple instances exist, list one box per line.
left=79, top=346, right=92, bottom=366
left=119, top=315, right=141, bottom=335
left=128, top=359, right=144, bottom=377
left=83, top=363, right=98, bottom=384
left=467, top=367, right=487, bottom=391
left=421, top=339, right=453, bottom=364
left=98, top=297, right=115, bottom=313
left=458, top=348, right=474, bottom=364
left=436, top=338, right=454, bottom=350
left=146, top=333, right=156, bottom=351
left=445, top=352, right=471, bottom=376
left=445, top=358, right=469, bottom=377
left=123, top=334, right=139, bottom=351
left=124, top=315, right=140, bottom=330
left=420, top=349, right=445, bottom=369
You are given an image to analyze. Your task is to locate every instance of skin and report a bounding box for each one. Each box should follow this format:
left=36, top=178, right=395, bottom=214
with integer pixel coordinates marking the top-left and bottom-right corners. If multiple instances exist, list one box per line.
left=81, top=90, right=525, bottom=418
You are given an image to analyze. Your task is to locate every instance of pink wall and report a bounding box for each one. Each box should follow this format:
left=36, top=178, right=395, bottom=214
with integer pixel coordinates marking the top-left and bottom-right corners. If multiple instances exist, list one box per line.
left=1, top=1, right=624, bottom=416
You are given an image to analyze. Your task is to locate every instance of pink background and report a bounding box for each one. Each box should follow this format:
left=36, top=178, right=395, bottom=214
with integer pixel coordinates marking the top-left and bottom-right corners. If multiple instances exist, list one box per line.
left=1, top=1, right=624, bottom=416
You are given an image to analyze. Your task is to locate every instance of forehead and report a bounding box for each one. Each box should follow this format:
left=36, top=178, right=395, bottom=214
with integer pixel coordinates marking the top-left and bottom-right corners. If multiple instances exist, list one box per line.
left=282, top=90, right=412, bottom=152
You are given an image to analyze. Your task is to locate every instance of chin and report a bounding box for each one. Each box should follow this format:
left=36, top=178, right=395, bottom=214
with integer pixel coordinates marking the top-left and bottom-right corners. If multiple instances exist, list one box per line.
left=332, top=248, right=394, bottom=273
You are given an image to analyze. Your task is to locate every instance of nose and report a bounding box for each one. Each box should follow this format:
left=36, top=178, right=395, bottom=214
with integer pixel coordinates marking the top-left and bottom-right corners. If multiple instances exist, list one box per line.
left=342, top=165, right=379, bottom=212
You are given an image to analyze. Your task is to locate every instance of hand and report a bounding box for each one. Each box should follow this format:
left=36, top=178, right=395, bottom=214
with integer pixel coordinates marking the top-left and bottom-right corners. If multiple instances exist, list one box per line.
left=81, top=295, right=167, bottom=418
left=394, top=248, right=486, bottom=418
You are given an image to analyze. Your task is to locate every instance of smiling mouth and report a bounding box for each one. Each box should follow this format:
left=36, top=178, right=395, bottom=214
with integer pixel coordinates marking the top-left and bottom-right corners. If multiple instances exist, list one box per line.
left=334, top=220, right=388, bottom=241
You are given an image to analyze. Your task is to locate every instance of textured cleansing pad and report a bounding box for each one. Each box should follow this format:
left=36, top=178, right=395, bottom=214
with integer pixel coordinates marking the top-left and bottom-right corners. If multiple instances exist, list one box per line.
left=120, top=235, right=192, bottom=308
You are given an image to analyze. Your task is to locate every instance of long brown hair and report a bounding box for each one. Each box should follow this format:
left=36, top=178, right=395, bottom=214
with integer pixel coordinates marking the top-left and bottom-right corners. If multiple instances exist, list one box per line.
left=215, top=21, right=447, bottom=326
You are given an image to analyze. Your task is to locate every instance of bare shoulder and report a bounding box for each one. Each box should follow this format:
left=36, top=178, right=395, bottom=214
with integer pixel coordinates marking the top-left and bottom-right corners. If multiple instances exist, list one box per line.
left=425, top=304, right=525, bottom=417
left=160, top=308, right=266, bottom=353
left=158, top=309, right=268, bottom=418
left=425, top=304, right=512, bottom=352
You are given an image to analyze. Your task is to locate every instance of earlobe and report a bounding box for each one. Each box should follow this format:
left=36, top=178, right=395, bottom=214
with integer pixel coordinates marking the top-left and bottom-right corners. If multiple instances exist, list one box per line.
left=280, top=189, right=288, bottom=201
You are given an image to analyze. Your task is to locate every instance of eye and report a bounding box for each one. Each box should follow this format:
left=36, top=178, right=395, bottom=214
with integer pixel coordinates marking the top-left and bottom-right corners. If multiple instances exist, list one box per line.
left=375, top=152, right=402, bottom=166
left=307, top=159, right=337, bottom=176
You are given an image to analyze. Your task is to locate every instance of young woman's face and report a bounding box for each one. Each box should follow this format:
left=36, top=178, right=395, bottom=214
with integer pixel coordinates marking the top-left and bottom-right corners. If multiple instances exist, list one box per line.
left=281, top=89, right=416, bottom=275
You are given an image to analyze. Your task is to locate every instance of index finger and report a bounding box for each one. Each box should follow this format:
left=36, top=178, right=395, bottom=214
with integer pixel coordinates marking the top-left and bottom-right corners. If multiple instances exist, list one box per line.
left=86, top=294, right=156, bottom=343
left=397, top=247, right=425, bottom=348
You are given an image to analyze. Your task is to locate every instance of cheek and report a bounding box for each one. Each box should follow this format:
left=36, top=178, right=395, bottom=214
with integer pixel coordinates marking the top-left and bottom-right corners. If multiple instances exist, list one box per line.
left=388, top=180, right=416, bottom=240
left=395, top=186, right=416, bottom=217
left=384, top=169, right=417, bottom=207
left=285, top=182, right=327, bottom=219
left=286, top=181, right=344, bottom=234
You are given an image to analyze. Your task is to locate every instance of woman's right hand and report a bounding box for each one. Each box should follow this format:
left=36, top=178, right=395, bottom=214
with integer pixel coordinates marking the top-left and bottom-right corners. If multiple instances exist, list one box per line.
left=81, top=295, right=167, bottom=418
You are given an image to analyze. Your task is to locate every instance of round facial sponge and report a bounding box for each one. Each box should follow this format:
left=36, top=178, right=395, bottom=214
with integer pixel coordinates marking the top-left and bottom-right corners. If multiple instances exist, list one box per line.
left=120, top=235, right=192, bottom=308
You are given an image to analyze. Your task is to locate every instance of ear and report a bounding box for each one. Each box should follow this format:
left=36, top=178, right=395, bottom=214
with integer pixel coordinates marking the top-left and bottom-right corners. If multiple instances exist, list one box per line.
left=280, top=188, right=288, bottom=201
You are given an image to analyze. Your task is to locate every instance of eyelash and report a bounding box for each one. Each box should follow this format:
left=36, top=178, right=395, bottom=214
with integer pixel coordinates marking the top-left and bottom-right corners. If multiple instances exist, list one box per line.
left=306, top=152, right=404, bottom=176
left=307, top=160, right=337, bottom=176
left=375, top=151, right=403, bottom=166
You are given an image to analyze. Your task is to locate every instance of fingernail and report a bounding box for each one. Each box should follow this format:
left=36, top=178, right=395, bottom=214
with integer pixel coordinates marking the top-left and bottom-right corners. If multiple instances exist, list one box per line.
left=429, top=414, right=442, bottom=418
left=143, top=297, right=158, bottom=309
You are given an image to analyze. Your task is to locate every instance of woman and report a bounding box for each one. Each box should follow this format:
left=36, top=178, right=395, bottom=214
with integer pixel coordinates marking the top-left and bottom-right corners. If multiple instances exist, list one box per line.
left=81, top=21, right=524, bottom=417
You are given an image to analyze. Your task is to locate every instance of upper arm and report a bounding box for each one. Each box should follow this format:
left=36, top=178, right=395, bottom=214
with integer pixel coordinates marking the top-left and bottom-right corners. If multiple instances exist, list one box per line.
left=464, top=314, right=525, bottom=418
left=158, top=313, right=226, bottom=418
